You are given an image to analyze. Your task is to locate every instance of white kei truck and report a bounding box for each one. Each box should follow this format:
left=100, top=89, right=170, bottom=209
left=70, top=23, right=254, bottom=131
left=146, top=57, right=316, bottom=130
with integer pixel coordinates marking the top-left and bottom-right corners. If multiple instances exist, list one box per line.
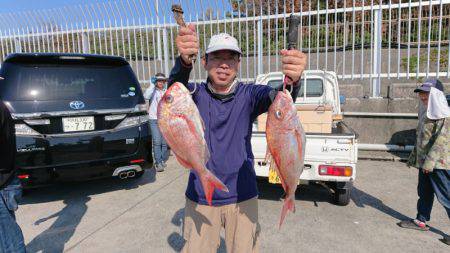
left=251, top=70, right=358, bottom=205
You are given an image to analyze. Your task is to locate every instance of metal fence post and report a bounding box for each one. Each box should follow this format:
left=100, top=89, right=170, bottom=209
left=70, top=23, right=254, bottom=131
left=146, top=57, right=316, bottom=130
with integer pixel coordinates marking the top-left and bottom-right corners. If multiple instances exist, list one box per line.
left=162, top=27, right=169, bottom=76
left=372, top=7, right=382, bottom=98
left=81, top=32, right=89, bottom=53
left=257, top=19, right=263, bottom=75
left=14, top=38, right=22, bottom=53
left=157, top=28, right=162, bottom=61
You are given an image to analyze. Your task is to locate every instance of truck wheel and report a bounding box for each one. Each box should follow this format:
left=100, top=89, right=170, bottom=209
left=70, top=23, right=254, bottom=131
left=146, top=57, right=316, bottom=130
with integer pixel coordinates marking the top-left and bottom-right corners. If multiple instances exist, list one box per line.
left=334, top=188, right=351, bottom=206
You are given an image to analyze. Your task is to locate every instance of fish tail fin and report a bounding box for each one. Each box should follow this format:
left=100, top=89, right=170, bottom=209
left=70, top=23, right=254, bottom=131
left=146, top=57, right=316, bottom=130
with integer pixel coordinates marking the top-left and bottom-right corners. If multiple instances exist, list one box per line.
left=279, top=195, right=296, bottom=229
left=200, top=170, right=229, bottom=206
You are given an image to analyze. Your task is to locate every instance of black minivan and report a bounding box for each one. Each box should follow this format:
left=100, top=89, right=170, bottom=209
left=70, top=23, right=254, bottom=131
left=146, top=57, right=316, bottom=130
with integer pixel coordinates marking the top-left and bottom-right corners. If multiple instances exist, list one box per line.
left=0, top=53, right=152, bottom=187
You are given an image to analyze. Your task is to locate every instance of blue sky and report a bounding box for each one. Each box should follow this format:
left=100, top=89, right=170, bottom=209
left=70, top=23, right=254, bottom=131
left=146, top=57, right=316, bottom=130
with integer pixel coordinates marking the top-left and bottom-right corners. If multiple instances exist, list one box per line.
left=0, top=0, right=230, bottom=15
left=0, top=0, right=93, bottom=13
left=0, top=0, right=231, bottom=30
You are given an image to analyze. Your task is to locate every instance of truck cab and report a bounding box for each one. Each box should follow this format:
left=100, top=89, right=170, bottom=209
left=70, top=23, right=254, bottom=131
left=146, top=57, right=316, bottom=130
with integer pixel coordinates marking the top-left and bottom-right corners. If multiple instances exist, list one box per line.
left=251, top=70, right=358, bottom=205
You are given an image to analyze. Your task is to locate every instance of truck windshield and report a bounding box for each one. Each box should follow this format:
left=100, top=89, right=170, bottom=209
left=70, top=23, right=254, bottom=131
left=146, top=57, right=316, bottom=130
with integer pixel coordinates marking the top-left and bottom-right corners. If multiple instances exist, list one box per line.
left=0, top=62, right=142, bottom=101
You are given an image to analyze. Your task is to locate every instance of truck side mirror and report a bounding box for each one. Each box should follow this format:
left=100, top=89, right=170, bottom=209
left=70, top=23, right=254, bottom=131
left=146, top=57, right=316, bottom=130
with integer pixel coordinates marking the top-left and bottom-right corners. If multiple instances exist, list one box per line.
left=339, top=95, right=346, bottom=105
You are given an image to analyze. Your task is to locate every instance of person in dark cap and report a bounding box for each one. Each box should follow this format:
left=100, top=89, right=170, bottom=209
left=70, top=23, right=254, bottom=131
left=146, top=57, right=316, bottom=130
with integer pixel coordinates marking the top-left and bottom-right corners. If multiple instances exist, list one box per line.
left=144, top=73, right=169, bottom=172
left=398, top=79, right=450, bottom=245
left=0, top=101, right=26, bottom=252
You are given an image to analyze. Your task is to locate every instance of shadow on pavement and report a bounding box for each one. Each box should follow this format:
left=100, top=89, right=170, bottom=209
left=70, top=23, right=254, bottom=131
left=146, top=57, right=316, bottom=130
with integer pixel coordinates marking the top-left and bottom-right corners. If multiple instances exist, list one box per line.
left=351, top=186, right=447, bottom=238
left=257, top=178, right=333, bottom=205
left=21, top=168, right=156, bottom=204
left=167, top=208, right=226, bottom=253
left=21, top=169, right=155, bottom=252
left=26, top=196, right=90, bottom=253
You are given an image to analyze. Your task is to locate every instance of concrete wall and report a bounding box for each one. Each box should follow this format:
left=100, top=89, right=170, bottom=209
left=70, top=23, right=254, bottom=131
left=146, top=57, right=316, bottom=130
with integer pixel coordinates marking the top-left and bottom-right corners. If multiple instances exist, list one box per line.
left=340, top=83, right=450, bottom=145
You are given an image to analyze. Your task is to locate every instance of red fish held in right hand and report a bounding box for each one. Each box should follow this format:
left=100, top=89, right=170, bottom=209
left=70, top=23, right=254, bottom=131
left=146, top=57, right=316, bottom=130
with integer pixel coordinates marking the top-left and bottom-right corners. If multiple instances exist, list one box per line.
left=157, top=82, right=229, bottom=206
left=266, top=90, right=306, bottom=228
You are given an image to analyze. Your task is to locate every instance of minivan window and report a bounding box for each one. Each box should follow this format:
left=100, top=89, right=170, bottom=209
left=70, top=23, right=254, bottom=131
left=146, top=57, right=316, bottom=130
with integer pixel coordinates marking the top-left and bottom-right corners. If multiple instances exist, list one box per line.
left=267, top=78, right=324, bottom=97
left=0, top=63, right=142, bottom=101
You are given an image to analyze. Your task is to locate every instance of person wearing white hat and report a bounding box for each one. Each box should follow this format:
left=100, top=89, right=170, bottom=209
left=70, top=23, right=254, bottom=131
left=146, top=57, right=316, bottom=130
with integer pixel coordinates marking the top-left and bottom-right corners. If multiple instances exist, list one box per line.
left=144, top=72, right=169, bottom=172
left=398, top=79, right=449, bottom=246
left=169, top=24, right=307, bottom=252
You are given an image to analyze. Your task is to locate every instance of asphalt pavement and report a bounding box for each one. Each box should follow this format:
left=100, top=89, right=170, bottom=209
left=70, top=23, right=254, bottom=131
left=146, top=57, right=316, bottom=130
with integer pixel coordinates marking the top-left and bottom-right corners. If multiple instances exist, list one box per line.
left=16, top=160, right=449, bottom=253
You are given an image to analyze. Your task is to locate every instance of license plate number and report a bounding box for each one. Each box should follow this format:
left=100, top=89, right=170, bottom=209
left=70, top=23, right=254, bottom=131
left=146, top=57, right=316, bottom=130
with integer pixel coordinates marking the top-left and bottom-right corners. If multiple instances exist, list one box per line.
left=268, top=162, right=300, bottom=185
left=62, top=116, right=95, bottom=132
left=268, top=162, right=282, bottom=184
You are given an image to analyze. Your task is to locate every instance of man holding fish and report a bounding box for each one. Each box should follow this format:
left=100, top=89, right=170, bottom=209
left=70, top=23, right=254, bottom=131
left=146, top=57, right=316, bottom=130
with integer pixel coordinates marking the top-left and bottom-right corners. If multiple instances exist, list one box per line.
left=159, top=24, right=307, bottom=252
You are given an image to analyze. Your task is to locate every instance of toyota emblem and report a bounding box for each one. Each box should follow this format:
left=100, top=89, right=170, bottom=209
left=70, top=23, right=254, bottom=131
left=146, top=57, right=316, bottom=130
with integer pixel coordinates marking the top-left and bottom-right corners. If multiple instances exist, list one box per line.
left=69, top=101, right=85, bottom=110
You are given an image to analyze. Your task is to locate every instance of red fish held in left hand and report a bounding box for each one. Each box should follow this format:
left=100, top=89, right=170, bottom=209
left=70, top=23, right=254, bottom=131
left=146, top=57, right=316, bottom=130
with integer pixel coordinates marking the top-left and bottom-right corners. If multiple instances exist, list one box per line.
left=266, top=90, right=306, bottom=228
left=157, top=82, right=229, bottom=206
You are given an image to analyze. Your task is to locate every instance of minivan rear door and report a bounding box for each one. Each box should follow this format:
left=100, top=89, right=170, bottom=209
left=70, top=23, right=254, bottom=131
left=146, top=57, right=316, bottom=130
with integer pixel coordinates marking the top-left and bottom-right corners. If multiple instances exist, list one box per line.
left=0, top=59, right=146, bottom=167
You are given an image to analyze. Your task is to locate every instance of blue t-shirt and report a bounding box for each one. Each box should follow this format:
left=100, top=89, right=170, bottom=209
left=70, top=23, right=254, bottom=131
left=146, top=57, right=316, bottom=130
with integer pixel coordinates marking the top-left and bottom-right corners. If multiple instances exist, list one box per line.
left=168, top=57, right=300, bottom=206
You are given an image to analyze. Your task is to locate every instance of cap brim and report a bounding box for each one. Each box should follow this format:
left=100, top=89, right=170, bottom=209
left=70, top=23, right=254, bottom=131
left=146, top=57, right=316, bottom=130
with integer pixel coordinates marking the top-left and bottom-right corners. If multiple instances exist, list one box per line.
left=205, top=45, right=242, bottom=55
left=414, top=87, right=430, bottom=93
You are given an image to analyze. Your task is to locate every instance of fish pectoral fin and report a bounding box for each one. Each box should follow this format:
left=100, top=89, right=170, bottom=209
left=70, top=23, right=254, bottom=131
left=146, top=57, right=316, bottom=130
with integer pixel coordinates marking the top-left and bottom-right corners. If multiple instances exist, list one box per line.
left=175, top=114, right=206, bottom=150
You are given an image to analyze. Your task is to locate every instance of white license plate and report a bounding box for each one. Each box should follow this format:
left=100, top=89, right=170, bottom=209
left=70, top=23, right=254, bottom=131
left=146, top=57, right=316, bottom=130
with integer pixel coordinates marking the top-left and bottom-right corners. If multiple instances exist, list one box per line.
left=62, top=116, right=95, bottom=132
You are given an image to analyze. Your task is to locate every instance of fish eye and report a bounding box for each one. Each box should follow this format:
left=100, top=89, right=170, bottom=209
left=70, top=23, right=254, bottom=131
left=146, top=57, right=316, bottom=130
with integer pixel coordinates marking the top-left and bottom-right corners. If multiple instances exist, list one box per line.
left=275, top=110, right=282, bottom=119
left=165, top=95, right=173, bottom=103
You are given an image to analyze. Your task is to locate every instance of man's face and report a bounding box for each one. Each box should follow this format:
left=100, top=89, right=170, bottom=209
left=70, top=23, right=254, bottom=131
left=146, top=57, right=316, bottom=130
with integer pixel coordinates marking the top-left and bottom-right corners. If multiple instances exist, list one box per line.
left=202, top=50, right=240, bottom=88
left=418, top=91, right=430, bottom=106
left=156, top=80, right=166, bottom=89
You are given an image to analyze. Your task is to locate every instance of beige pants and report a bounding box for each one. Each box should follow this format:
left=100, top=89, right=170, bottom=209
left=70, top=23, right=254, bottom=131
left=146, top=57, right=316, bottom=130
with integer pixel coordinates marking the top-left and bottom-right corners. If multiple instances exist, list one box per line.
left=182, top=197, right=260, bottom=253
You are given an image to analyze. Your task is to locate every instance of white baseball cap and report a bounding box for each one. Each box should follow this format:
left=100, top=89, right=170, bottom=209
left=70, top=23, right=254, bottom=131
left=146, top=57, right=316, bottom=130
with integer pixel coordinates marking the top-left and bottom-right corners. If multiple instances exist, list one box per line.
left=205, top=33, right=242, bottom=55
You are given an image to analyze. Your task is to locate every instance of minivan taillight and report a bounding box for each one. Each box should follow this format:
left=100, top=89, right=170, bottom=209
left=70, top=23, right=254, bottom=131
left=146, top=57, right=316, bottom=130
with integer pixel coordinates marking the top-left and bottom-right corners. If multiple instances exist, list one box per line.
left=115, top=115, right=149, bottom=130
left=15, top=124, right=41, bottom=136
left=318, top=165, right=352, bottom=177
